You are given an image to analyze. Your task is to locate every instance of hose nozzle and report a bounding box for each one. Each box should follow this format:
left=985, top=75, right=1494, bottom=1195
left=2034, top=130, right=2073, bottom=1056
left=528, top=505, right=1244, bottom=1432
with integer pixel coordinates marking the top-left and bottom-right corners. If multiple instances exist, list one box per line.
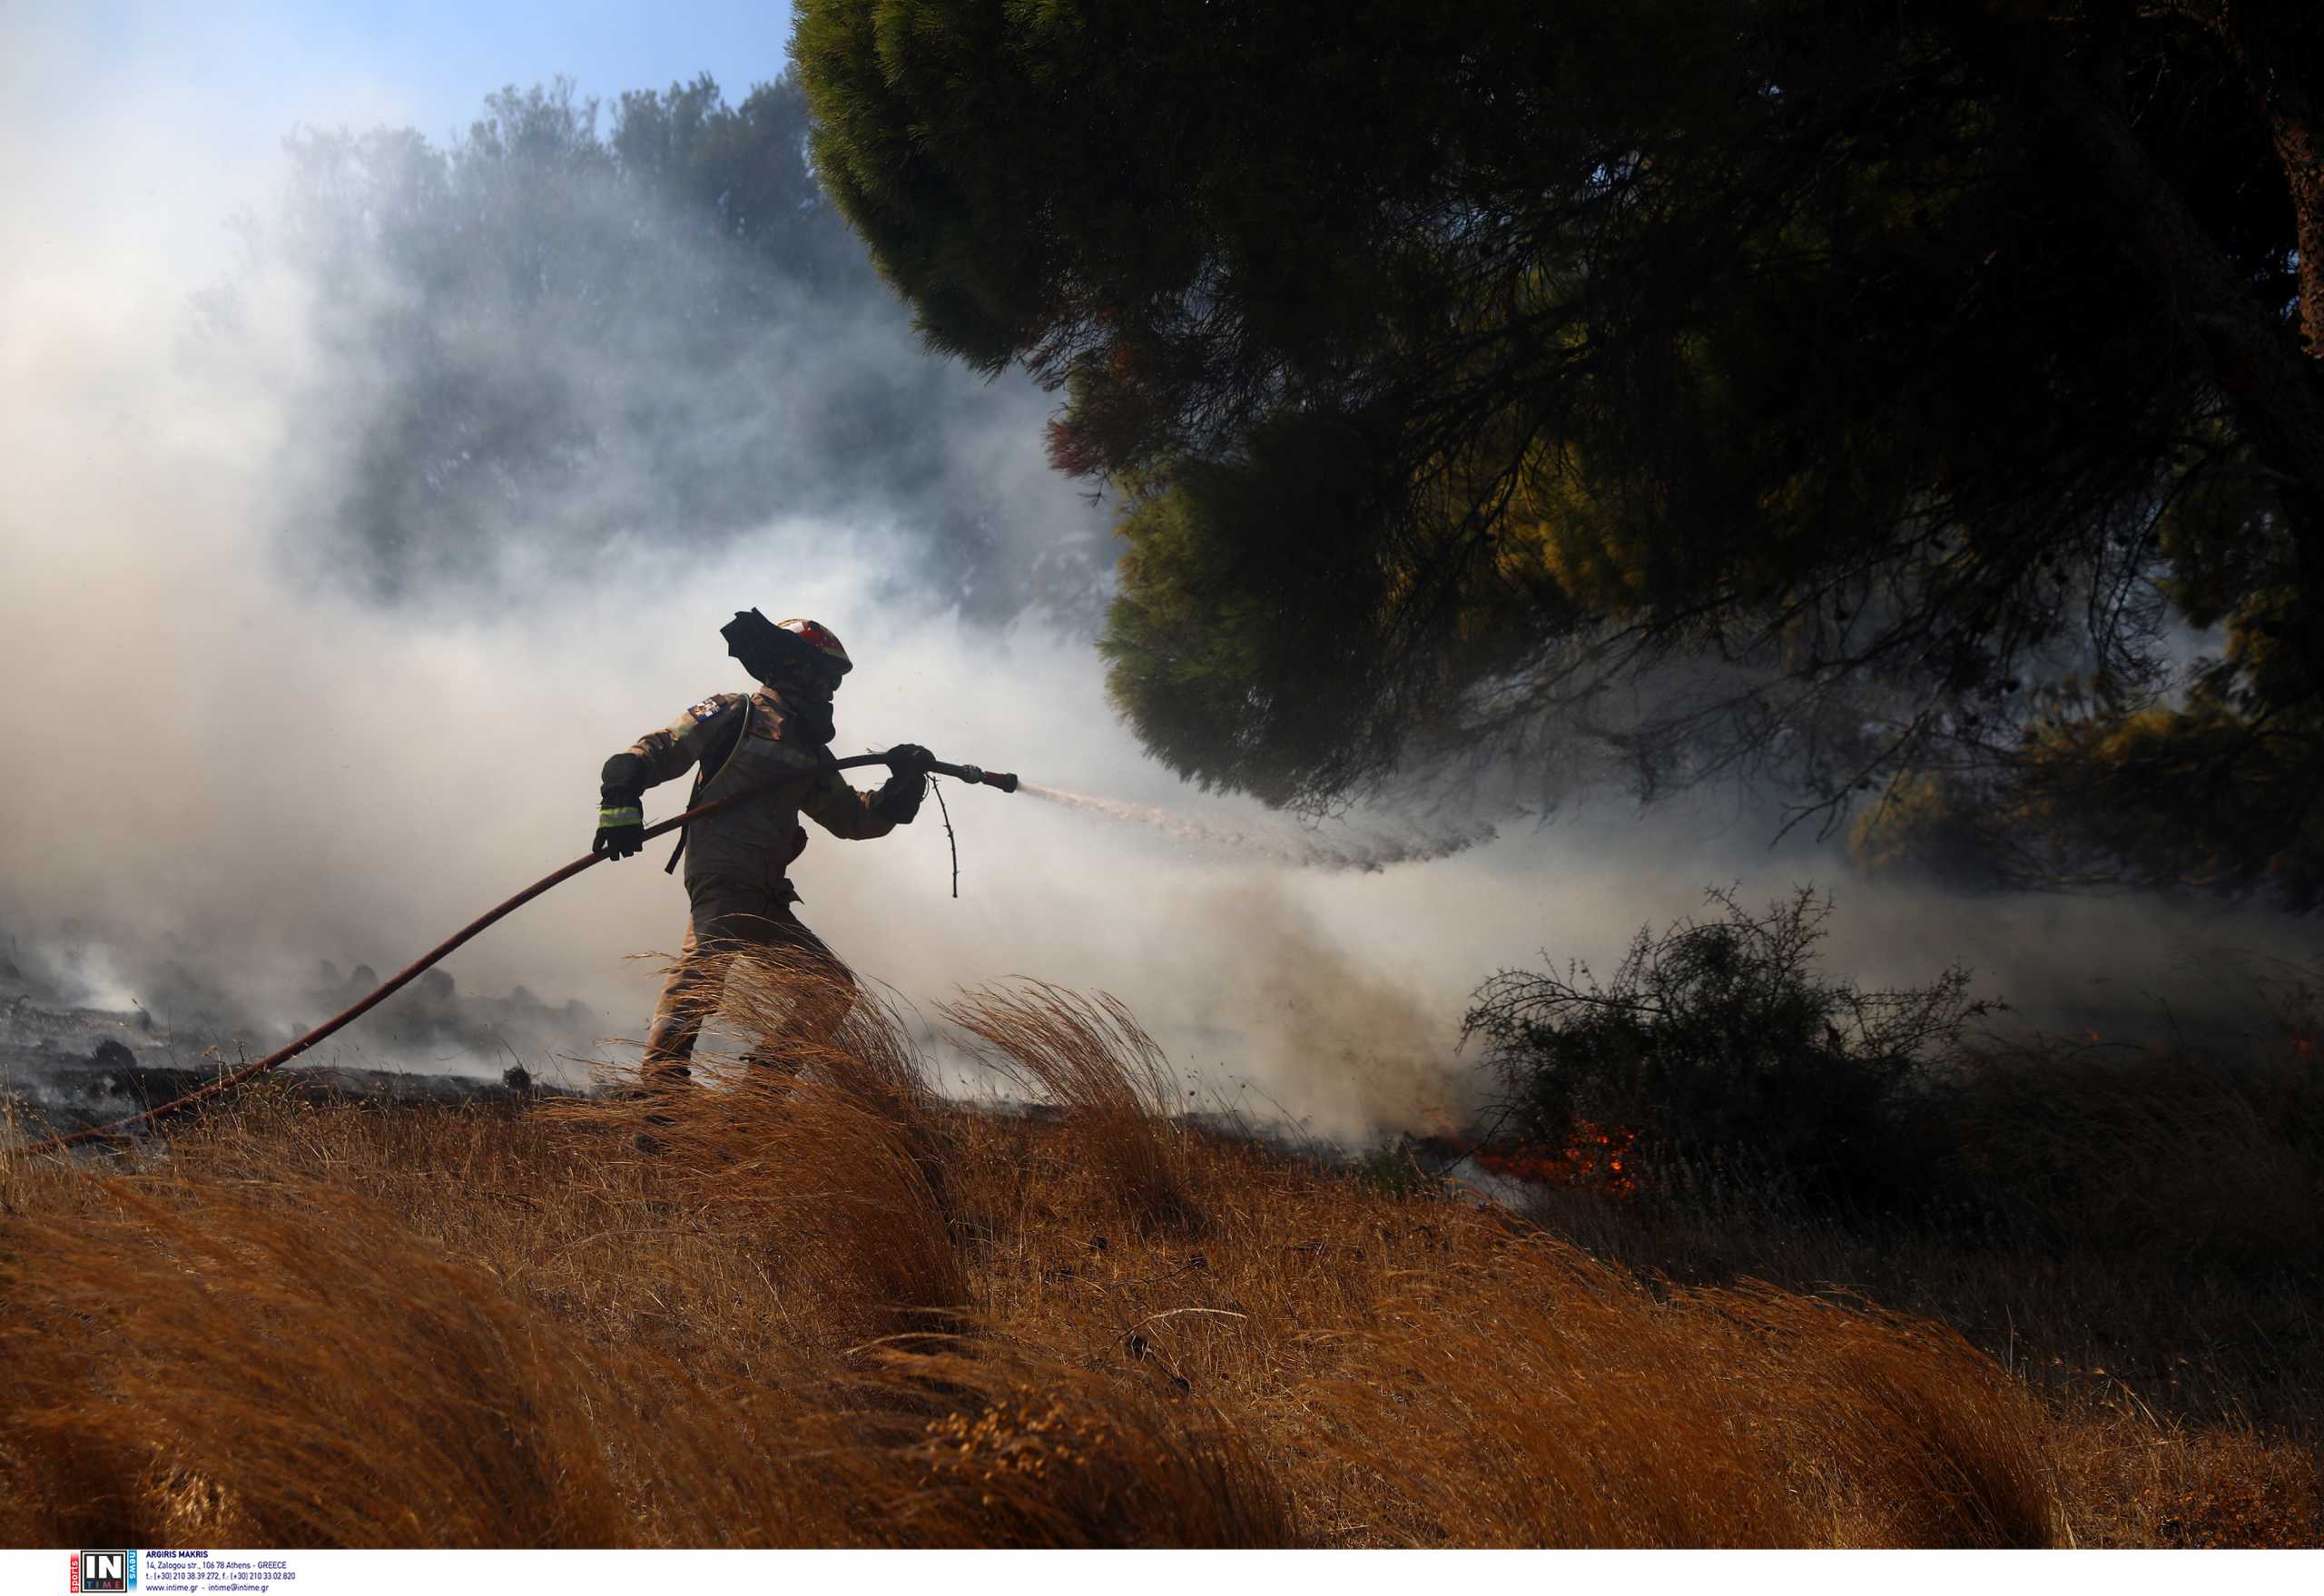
left=926, top=758, right=1020, bottom=793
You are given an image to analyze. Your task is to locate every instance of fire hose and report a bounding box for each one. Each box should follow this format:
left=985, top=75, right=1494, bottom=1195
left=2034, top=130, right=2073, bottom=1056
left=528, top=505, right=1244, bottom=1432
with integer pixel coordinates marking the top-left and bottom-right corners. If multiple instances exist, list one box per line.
left=19, top=754, right=1019, bottom=1156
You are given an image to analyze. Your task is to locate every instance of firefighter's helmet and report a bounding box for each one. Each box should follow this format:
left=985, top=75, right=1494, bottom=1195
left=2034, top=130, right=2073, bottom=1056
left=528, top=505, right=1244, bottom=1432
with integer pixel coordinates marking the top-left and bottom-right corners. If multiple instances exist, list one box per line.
left=720, top=608, right=854, bottom=685
left=775, top=617, right=853, bottom=676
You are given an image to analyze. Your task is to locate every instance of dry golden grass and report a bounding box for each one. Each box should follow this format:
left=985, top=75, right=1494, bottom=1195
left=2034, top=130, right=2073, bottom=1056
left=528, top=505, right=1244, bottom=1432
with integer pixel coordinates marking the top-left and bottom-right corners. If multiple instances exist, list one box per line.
left=1295, top=1247, right=2053, bottom=1547
left=940, top=980, right=1200, bottom=1233
left=0, top=1181, right=626, bottom=1547
left=0, top=961, right=2314, bottom=1548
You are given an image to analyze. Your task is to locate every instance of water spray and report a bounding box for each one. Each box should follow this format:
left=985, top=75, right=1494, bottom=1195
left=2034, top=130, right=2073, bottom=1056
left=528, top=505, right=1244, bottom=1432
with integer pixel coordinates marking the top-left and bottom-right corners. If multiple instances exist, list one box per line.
left=18, top=752, right=1018, bottom=1155
left=1019, top=783, right=1492, bottom=872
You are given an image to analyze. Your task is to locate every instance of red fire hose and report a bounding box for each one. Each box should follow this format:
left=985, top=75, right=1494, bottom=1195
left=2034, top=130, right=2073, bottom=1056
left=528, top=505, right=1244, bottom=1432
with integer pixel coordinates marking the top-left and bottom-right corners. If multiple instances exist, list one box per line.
left=17, top=754, right=1019, bottom=1156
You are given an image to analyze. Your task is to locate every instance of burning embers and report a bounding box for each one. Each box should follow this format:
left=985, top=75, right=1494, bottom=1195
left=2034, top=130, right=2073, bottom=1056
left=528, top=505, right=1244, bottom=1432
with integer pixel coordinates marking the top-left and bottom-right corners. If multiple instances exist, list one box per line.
left=1472, top=1118, right=1642, bottom=1198
left=1416, top=1118, right=1643, bottom=1200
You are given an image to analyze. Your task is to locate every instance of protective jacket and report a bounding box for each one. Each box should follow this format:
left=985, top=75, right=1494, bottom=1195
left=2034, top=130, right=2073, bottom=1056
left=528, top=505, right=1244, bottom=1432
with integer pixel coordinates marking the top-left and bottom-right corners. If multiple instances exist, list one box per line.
left=615, top=685, right=896, bottom=893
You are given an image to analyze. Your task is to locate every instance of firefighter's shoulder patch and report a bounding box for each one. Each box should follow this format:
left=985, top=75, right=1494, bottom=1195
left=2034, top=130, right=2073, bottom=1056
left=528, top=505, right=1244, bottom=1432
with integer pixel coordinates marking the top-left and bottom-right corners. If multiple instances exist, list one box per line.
left=661, top=693, right=742, bottom=744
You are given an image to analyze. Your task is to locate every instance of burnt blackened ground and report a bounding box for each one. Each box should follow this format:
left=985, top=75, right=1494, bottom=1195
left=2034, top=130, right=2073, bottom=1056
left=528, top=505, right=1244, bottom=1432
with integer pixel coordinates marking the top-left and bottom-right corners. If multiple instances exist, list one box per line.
left=0, top=961, right=598, bottom=1141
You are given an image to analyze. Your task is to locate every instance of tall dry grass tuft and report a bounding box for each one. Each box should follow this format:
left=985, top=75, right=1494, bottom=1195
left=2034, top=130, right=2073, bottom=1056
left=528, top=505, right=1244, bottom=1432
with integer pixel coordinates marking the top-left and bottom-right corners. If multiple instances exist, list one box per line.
left=536, top=1108, right=962, bottom=1345
left=846, top=1348, right=1301, bottom=1547
left=713, top=944, right=958, bottom=1212
left=940, top=980, right=1199, bottom=1232
left=1301, top=1237, right=2057, bottom=1547
left=653, top=1073, right=967, bottom=1340
left=0, top=1180, right=627, bottom=1547
left=1303, top=1240, right=1811, bottom=1546
left=527, top=944, right=969, bottom=1345
left=1712, top=1287, right=2059, bottom=1546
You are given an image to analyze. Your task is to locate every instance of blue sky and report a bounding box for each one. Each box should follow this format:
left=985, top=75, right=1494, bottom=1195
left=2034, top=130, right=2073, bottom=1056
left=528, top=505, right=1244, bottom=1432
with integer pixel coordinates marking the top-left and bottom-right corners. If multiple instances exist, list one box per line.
left=235, top=0, right=801, bottom=130
left=42, top=1, right=799, bottom=144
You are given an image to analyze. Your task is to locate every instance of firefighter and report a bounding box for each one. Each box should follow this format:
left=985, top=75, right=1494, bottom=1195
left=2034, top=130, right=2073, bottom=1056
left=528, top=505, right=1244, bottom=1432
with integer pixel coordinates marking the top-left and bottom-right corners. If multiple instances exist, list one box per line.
left=592, top=611, right=930, bottom=1083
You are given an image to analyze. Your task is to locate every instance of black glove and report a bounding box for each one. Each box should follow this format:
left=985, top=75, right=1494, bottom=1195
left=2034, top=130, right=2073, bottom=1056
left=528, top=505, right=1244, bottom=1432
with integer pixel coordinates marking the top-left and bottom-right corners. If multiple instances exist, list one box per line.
left=873, top=771, right=925, bottom=825
left=595, top=790, right=645, bottom=858
left=881, top=743, right=935, bottom=778
left=596, top=754, right=647, bottom=858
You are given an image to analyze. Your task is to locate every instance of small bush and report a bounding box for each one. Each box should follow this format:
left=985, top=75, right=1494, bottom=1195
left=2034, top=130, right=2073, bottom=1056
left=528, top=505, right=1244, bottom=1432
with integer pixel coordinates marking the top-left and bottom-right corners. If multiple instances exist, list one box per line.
left=1462, top=885, right=1992, bottom=1207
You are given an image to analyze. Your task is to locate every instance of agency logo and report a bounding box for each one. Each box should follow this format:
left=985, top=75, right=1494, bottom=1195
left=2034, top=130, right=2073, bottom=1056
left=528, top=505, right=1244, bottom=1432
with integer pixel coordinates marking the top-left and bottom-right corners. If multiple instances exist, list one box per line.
left=70, top=1550, right=136, bottom=1593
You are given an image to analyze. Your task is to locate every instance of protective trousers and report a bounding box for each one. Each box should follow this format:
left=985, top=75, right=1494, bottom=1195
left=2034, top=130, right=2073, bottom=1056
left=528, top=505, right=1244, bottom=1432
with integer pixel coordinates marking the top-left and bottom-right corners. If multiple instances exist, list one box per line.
left=641, top=880, right=855, bottom=1081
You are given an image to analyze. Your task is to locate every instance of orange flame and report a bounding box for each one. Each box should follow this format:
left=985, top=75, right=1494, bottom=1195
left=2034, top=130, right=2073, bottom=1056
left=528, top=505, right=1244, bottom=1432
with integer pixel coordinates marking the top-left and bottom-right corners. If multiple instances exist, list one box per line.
left=1446, top=1118, right=1644, bottom=1198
